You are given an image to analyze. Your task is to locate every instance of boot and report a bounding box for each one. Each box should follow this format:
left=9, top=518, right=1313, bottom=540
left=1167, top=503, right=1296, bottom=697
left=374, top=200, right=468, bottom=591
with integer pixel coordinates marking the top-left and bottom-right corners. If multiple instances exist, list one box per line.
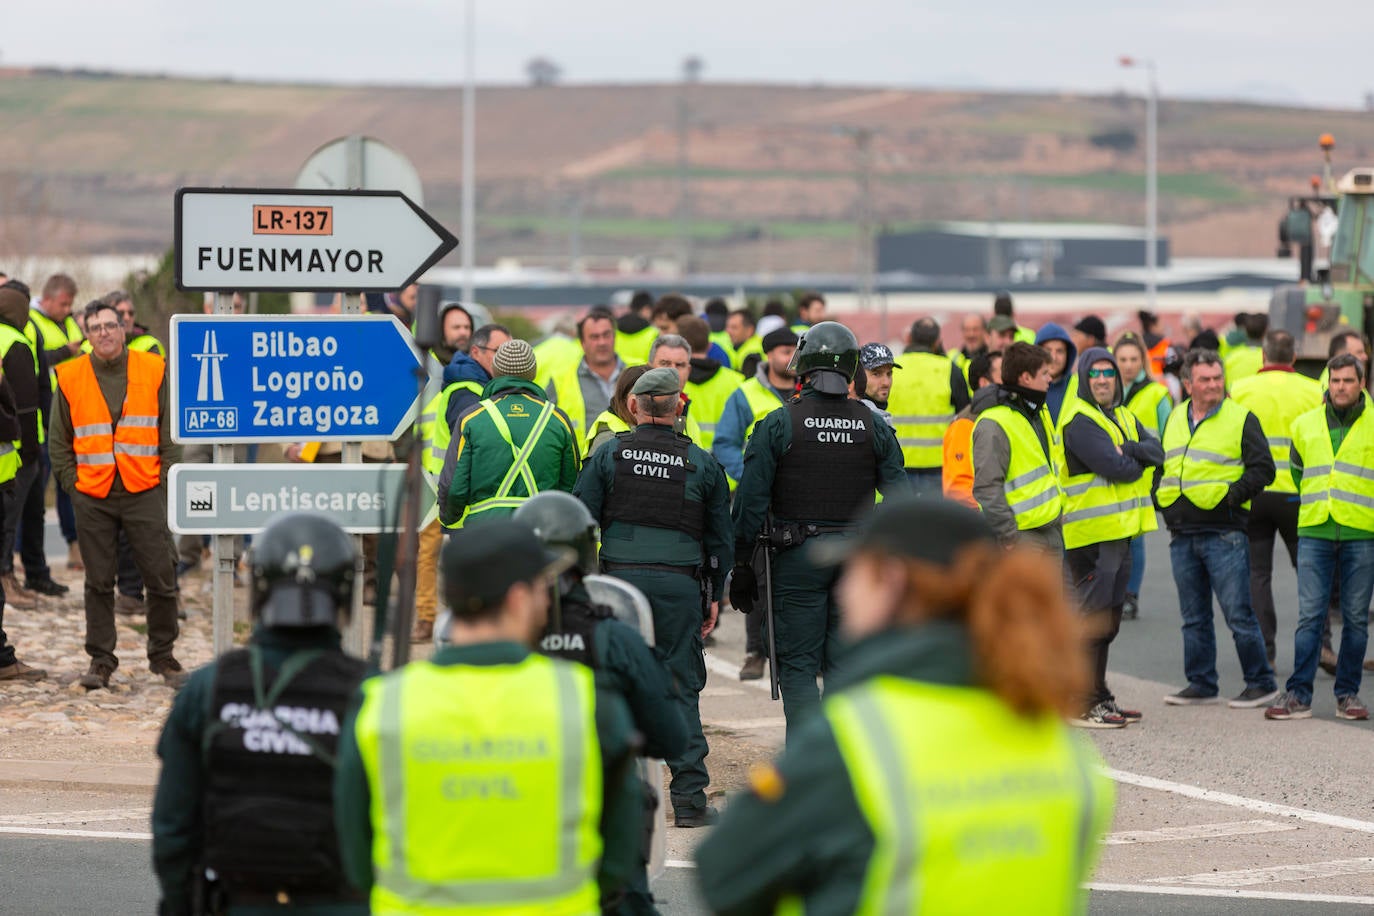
left=739, top=653, right=766, bottom=681
left=79, top=660, right=114, bottom=690
left=67, top=541, right=84, bottom=572
left=411, top=618, right=434, bottom=643
left=115, top=593, right=146, bottom=616
left=2, top=574, right=37, bottom=609
left=0, top=660, right=47, bottom=681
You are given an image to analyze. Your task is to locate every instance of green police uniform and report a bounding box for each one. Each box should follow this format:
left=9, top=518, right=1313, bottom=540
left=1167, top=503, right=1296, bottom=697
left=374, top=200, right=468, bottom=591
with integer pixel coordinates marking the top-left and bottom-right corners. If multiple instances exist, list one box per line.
left=573, top=422, right=733, bottom=819
left=731, top=387, right=908, bottom=738
left=695, top=623, right=1114, bottom=915
left=153, top=627, right=368, bottom=915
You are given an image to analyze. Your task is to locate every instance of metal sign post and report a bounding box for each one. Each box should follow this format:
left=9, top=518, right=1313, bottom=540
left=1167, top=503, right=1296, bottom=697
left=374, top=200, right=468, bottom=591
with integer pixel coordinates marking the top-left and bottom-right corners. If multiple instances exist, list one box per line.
left=211, top=292, right=236, bottom=656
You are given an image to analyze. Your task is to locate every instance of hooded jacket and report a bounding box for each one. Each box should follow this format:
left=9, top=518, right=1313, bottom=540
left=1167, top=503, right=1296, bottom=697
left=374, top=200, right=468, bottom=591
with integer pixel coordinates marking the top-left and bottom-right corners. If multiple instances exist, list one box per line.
left=1034, top=323, right=1077, bottom=426
left=440, top=351, right=493, bottom=431
left=1062, top=347, right=1164, bottom=483
left=0, top=282, right=43, bottom=460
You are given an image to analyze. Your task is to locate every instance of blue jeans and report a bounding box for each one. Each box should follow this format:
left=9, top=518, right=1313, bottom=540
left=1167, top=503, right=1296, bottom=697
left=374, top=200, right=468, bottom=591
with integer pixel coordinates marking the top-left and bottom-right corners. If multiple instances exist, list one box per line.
left=1170, top=530, right=1276, bottom=695
left=1127, top=535, right=1146, bottom=594
left=906, top=468, right=942, bottom=497
left=1287, top=537, right=1374, bottom=704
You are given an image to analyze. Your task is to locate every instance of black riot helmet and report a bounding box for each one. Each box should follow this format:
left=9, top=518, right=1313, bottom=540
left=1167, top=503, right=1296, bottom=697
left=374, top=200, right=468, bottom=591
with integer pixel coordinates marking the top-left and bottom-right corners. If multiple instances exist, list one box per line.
left=514, top=491, right=599, bottom=575
left=250, top=513, right=357, bottom=629
left=788, top=320, right=860, bottom=395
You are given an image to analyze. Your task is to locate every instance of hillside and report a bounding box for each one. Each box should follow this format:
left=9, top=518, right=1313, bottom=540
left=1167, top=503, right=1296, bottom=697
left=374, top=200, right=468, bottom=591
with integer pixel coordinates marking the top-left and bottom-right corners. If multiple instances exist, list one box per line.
left=0, top=69, right=1369, bottom=273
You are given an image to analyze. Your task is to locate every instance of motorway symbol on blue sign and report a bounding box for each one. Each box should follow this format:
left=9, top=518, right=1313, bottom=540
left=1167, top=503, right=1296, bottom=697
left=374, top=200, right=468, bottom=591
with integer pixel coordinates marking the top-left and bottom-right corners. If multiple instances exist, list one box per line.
left=170, top=463, right=437, bottom=534
left=170, top=314, right=423, bottom=443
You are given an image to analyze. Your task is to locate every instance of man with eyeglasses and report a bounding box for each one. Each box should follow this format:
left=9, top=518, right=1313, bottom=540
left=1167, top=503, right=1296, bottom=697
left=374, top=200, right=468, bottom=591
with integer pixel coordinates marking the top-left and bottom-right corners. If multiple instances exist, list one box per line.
left=1059, top=347, right=1163, bottom=728
left=103, top=290, right=164, bottom=357
left=48, top=299, right=186, bottom=690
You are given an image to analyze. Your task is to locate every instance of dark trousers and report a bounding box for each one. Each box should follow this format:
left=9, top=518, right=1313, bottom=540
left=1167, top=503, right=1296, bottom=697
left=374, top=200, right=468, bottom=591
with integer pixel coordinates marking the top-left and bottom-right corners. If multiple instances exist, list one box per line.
left=745, top=607, right=766, bottom=655
left=772, top=535, right=849, bottom=744
left=73, top=487, right=179, bottom=669
left=606, top=567, right=710, bottom=814
left=0, top=480, right=12, bottom=667
left=1, top=459, right=38, bottom=577
left=1248, top=491, right=1299, bottom=662
left=1067, top=538, right=1132, bottom=708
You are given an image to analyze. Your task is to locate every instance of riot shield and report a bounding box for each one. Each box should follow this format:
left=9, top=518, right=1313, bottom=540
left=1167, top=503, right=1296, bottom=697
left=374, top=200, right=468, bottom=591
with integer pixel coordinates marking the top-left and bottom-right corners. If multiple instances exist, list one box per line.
left=583, top=573, right=666, bottom=881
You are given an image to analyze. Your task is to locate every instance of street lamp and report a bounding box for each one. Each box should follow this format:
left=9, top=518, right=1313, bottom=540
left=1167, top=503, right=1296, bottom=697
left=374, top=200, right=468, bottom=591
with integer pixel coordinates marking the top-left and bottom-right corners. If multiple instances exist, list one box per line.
left=461, top=0, right=476, bottom=303
left=1119, top=56, right=1157, bottom=311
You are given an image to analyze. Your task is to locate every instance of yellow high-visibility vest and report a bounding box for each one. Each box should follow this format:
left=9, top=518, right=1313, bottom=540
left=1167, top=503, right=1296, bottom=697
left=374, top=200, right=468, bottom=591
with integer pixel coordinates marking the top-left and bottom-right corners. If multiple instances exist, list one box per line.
left=1230, top=370, right=1322, bottom=495
left=1157, top=398, right=1251, bottom=511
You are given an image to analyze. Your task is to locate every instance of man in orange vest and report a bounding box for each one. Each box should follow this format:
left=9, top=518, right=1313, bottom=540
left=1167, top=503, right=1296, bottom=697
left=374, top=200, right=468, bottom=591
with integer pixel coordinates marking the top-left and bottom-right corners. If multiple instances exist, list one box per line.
left=48, top=299, right=185, bottom=691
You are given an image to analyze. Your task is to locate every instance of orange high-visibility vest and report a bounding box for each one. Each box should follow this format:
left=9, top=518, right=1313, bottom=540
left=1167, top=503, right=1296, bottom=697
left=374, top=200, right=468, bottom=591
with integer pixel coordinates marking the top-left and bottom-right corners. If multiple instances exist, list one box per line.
left=56, top=350, right=164, bottom=497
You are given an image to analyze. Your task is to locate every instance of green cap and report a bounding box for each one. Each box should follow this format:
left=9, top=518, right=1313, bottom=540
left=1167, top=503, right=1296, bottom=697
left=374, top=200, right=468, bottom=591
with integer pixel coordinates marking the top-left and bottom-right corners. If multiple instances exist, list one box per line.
left=631, top=366, right=681, bottom=397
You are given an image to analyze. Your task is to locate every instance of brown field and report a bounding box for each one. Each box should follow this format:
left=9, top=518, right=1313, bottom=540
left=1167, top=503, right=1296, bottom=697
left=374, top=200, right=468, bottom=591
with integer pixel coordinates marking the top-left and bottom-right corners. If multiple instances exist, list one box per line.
left=0, top=69, right=1369, bottom=272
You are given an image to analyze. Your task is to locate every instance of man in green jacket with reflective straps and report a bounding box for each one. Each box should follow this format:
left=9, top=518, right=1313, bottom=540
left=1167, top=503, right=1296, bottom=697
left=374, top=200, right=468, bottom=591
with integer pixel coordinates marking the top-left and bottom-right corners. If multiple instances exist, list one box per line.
left=335, top=519, right=642, bottom=915
left=972, top=342, right=1064, bottom=553
left=1266, top=353, right=1374, bottom=722
left=441, top=340, right=580, bottom=529
left=574, top=367, right=733, bottom=828
left=889, top=317, right=970, bottom=496
left=1060, top=347, right=1163, bottom=728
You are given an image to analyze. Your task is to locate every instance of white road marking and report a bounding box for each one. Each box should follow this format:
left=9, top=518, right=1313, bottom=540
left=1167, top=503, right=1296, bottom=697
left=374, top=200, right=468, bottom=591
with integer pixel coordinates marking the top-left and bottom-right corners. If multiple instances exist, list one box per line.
left=703, top=717, right=787, bottom=730
left=0, top=826, right=152, bottom=840
left=1088, top=882, right=1374, bottom=905
left=1104, top=819, right=1297, bottom=845
left=704, top=652, right=771, bottom=692
left=0, top=808, right=150, bottom=827
left=1149, top=857, right=1374, bottom=888
left=699, top=686, right=747, bottom=698
left=1109, top=768, right=1374, bottom=834
left=665, top=859, right=695, bottom=869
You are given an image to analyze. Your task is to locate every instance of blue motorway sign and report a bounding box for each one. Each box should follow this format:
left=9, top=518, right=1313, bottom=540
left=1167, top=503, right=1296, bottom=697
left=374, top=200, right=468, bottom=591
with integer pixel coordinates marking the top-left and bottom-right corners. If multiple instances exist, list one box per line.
left=169, top=314, right=424, bottom=443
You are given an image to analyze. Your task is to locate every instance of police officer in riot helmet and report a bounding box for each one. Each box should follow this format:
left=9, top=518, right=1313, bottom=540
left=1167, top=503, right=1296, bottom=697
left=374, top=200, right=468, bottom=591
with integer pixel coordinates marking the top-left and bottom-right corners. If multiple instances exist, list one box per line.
left=152, top=513, right=368, bottom=915
left=515, top=491, right=688, bottom=914
left=730, top=321, right=908, bottom=741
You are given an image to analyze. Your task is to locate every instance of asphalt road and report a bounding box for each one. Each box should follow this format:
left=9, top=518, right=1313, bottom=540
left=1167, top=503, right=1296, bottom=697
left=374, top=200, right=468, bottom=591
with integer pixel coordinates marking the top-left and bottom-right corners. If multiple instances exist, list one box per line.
left=7, top=527, right=1374, bottom=914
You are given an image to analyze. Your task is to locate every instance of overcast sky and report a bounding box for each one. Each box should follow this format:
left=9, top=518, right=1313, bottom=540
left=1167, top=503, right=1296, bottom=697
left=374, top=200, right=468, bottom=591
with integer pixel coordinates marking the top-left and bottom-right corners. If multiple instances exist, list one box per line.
left=5, top=1, right=1366, bottom=108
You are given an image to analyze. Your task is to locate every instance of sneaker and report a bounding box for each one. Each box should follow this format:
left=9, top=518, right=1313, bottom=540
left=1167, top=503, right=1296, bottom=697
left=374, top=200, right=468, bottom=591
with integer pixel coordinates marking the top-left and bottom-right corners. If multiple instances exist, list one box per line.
left=1264, top=692, right=1312, bottom=720
left=2, top=574, right=37, bottom=609
left=115, top=593, right=145, bottom=616
left=66, top=542, right=83, bottom=572
left=1337, top=695, right=1370, bottom=720
left=1069, top=703, right=1127, bottom=729
left=673, top=805, right=720, bottom=828
left=25, top=577, right=69, bottom=597
left=1228, top=686, right=1281, bottom=709
left=79, top=661, right=115, bottom=690
left=1164, top=684, right=1220, bottom=705
left=0, top=660, right=47, bottom=682
left=739, top=653, right=766, bottom=681
left=1121, top=592, right=1139, bottom=621
left=150, top=657, right=189, bottom=690
left=1103, top=699, right=1142, bottom=722
left=1320, top=647, right=1338, bottom=676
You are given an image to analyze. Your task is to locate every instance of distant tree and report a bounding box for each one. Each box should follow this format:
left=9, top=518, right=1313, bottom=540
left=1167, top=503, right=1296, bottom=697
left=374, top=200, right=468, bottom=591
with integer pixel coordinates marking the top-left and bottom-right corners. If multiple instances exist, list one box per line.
left=526, top=57, right=562, bottom=87
left=682, top=56, right=704, bottom=84
left=1090, top=129, right=1138, bottom=153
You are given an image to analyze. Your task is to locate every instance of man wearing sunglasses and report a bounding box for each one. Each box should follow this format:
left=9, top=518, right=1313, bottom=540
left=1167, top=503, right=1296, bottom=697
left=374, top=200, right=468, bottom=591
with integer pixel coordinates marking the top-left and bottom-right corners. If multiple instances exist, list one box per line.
left=1059, top=348, right=1164, bottom=728
left=49, top=299, right=185, bottom=690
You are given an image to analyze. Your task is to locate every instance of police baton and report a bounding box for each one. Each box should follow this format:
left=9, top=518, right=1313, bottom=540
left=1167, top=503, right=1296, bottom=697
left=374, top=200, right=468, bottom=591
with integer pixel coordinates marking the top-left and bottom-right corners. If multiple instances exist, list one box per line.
left=757, top=514, right=782, bottom=701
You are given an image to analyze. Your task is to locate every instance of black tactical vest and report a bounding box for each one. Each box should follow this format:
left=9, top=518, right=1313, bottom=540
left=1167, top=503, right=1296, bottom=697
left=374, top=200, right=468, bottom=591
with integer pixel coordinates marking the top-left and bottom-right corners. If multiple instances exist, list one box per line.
left=771, top=395, right=877, bottom=521
left=203, top=647, right=366, bottom=898
left=606, top=425, right=706, bottom=539
left=539, top=597, right=611, bottom=667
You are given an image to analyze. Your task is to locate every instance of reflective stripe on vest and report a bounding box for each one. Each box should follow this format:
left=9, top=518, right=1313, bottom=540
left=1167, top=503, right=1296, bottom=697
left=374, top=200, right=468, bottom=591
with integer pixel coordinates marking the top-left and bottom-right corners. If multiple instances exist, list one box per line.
left=1229, top=370, right=1322, bottom=495
left=0, top=323, right=43, bottom=445
left=1156, top=399, right=1250, bottom=511
left=973, top=404, right=1063, bottom=531
left=0, top=441, right=18, bottom=485
left=462, top=399, right=557, bottom=521
left=888, top=351, right=958, bottom=470
left=56, top=350, right=164, bottom=497
left=1058, top=401, right=1156, bottom=549
left=419, top=382, right=483, bottom=476
left=826, top=677, right=1111, bottom=915
left=1293, top=394, right=1374, bottom=531
left=356, top=655, right=602, bottom=915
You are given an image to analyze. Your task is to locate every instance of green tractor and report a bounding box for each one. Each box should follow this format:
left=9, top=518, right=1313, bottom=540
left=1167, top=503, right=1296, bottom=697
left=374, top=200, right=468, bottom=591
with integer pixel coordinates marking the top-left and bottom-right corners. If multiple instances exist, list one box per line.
left=1270, top=136, right=1374, bottom=372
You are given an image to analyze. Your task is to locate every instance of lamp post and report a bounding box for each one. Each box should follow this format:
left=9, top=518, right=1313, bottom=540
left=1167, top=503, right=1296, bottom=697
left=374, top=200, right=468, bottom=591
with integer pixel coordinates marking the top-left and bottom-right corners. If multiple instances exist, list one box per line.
left=461, top=0, right=476, bottom=303
left=1119, top=56, right=1157, bottom=311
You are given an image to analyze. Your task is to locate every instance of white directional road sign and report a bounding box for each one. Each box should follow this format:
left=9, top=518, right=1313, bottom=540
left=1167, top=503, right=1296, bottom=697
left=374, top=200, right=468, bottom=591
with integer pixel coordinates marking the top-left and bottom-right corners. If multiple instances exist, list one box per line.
left=170, top=463, right=437, bottom=534
left=174, top=187, right=457, bottom=292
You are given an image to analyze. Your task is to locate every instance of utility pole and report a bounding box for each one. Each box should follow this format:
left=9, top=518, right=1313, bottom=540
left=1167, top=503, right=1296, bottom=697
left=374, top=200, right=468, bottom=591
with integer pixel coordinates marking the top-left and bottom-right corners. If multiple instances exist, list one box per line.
left=675, top=86, right=691, bottom=275
left=460, top=0, right=477, bottom=302
left=853, top=128, right=875, bottom=314
left=1119, top=56, right=1158, bottom=311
